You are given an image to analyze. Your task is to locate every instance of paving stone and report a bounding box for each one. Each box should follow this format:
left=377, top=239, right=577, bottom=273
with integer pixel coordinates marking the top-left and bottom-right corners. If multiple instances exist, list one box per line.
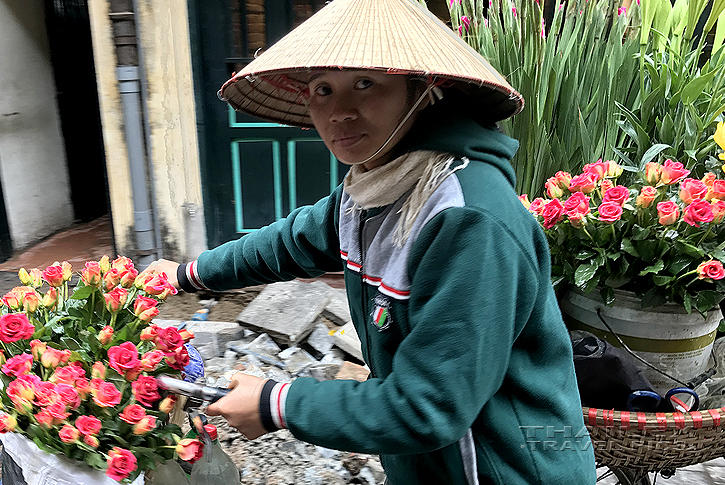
left=236, top=281, right=332, bottom=345
left=331, top=321, right=363, bottom=361
left=322, top=288, right=351, bottom=326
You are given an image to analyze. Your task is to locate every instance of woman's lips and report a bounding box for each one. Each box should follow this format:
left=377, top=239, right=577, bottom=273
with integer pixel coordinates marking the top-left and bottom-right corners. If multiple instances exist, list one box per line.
left=332, top=134, right=365, bottom=148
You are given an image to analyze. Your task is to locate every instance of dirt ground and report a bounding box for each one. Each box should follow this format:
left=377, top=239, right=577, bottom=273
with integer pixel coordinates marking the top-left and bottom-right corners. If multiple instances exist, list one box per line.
left=155, top=288, right=264, bottom=322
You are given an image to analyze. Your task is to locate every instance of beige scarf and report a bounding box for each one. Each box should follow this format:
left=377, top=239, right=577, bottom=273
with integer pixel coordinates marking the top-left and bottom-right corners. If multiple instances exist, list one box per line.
left=344, top=150, right=469, bottom=246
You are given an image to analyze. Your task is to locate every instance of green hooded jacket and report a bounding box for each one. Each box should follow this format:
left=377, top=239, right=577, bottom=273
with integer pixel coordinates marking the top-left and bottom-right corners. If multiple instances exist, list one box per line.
left=194, top=108, right=596, bottom=484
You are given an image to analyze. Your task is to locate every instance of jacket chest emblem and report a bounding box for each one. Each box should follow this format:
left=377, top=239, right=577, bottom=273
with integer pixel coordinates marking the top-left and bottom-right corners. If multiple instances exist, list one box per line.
left=371, top=294, right=392, bottom=331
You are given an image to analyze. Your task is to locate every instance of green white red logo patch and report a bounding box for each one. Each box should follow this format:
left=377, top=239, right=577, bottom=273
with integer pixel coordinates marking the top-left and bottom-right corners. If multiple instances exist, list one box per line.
left=371, top=294, right=391, bottom=331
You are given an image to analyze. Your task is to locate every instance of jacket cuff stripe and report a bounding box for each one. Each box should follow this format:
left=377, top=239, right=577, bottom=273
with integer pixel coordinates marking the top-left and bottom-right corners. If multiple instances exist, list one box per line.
left=187, top=261, right=207, bottom=290
left=272, top=382, right=290, bottom=429
left=259, top=379, right=278, bottom=432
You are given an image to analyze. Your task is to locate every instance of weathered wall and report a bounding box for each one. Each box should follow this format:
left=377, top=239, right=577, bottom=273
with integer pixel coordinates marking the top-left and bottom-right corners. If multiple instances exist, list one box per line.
left=0, top=0, right=74, bottom=250
left=87, top=0, right=206, bottom=262
left=87, top=0, right=136, bottom=256
left=136, top=0, right=206, bottom=261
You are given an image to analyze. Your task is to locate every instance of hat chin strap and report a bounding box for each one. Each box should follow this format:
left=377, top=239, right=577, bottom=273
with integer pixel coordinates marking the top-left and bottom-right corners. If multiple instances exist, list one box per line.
left=340, top=83, right=436, bottom=167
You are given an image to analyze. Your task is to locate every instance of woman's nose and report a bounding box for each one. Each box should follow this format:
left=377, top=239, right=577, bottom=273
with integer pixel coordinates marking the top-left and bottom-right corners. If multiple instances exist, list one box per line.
left=329, top=97, right=358, bottom=122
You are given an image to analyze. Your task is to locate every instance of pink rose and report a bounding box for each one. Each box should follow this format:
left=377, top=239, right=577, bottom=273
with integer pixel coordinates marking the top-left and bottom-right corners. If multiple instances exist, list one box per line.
left=35, top=409, right=54, bottom=429
left=40, top=347, right=71, bottom=368
left=602, top=185, right=630, bottom=206
left=112, top=256, right=135, bottom=273
left=93, top=381, right=122, bottom=407
left=140, top=350, right=165, bottom=371
left=568, top=172, right=598, bottom=193
left=106, top=447, right=138, bottom=482
left=50, top=365, right=85, bottom=385
left=59, top=424, right=80, bottom=443
left=165, top=345, right=190, bottom=371
left=76, top=415, right=102, bottom=435
left=657, top=201, right=680, bottom=225
left=545, top=177, right=564, bottom=198
left=541, top=198, right=565, bottom=229
left=679, top=178, right=708, bottom=204
left=132, top=375, right=161, bottom=407
left=660, top=159, right=690, bottom=185
left=120, top=404, right=147, bottom=424
left=46, top=400, right=70, bottom=423
left=33, top=381, right=60, bottom=407
left=564, top=192, right=590, bottom=219
left=697, top=260, right=725, bottom=281
left=134, top=296, right=160, bottom=323
left=155, top=327, right=184, bottom=353
left=119, top=267, right=139, bottom=288
left=598, top=201, right=623, bottom=222
left=175, top=439, right=204, bottom=463
left=107, top=342, right=141, bottom=379
left=2, top=353, right=34, bottom=377
left=56, top=383, right=81, bottom=410
left=84, top=434, right=100, bottom=448
left=636, top=186, right=658, bottom=208
left=140, top=324, right=160, bottom=341
left=22, top=292, right=40, bottom=313
left=0, top=313, right=35, bottom=343
left=41, top=265, right=64, bottom=287
left=707, top=180, right=725, bottom=201
left=92, top=361, right=106, bottom=380
left=528, top=197, right=546, bottom=215
left=684, top=199, right=714, bottom=227
left=583, top=159, right=607, bottom=180
left=41, top=287, right=58, bottom=310
left=712, top=200, right=725, bottom=223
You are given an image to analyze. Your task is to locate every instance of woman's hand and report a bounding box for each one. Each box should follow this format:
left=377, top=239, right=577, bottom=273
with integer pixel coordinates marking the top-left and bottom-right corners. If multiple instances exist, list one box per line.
left=140, top=259, right=181, bottom=288
left=206, top=373, right=268, bottom=439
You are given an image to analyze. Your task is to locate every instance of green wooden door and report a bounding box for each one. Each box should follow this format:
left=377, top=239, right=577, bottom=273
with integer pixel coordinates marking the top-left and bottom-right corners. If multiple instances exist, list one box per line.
left=188, top=0, right=344, bottom=248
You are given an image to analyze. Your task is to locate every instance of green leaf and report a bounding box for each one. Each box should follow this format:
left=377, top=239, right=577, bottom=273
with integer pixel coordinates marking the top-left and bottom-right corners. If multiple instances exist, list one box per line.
left=653, top=275, right=675, bottom=285
left=70, top=285, right=94, bottom=300
left=640, top=259, right=665, bottom=276
left=85, top=451, right=106, bottom=469
left=621, top=238, right=639, bottom=256
left=574, top=263, right=598, bottom=288
left=674, top=240, right=705, bottom=258
left=641, top=143, right=672, bottom=165
left=695, top=290, right=722, bottom=313
left=640, top=287, right=667, bottom=308
left=680, top=70, right=717, bottom=105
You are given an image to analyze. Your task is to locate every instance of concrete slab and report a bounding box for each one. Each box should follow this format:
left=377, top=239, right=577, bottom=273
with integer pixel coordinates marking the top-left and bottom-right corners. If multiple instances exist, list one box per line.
left=322, top=288, right=351, bottom=326
left=331, top=321, right=363, bottom=361
left=236, top=281, right=332, bottom=345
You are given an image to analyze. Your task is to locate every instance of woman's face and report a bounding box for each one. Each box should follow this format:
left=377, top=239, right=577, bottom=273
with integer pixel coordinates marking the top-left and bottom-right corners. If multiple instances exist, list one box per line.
left=307, top=70, right=421, bottom=170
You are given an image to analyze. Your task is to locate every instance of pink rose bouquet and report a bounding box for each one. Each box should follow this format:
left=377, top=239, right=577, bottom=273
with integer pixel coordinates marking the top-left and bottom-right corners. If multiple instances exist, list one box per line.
left=0, top=256, right=202, bottom=482
left=521, top=149, right=725, bottom=315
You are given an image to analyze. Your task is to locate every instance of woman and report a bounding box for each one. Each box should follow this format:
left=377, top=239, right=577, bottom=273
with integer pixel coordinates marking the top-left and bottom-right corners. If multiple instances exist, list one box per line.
left=146, top=0, right=596, bottom=483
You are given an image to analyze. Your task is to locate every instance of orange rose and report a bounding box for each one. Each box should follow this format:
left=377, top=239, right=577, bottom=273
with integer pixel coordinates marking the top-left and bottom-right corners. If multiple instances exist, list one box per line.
left=175, top=438, right=204, bottom=463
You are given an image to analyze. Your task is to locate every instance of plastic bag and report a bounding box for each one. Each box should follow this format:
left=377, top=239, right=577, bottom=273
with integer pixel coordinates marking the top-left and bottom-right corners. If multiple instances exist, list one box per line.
left=0, top=432, right=144, bottom=485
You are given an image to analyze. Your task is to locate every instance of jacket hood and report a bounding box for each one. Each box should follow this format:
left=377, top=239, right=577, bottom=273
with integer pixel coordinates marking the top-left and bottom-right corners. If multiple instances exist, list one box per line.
left=392, top=97, right=520, bottom=188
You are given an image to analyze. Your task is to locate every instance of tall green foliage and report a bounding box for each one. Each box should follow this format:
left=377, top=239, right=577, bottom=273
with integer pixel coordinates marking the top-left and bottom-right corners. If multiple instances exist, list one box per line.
left=448, top=0, right=725, bottom=196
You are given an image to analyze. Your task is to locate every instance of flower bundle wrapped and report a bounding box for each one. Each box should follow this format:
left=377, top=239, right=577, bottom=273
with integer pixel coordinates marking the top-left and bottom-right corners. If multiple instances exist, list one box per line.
left=0, top=256, right=203, bottom=482
left=521, top=138, right=725, bottom=314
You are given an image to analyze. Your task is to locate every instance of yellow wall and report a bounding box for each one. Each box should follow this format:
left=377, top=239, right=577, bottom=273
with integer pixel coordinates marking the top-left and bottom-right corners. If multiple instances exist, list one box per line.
left=88, top=0, right=206, bottom=262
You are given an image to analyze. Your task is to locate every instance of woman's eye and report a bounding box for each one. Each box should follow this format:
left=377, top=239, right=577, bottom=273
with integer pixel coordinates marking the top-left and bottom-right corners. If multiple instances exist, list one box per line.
left=355, top=79, right=373, bottom=89
left=313, top=85, right=332, bottom=96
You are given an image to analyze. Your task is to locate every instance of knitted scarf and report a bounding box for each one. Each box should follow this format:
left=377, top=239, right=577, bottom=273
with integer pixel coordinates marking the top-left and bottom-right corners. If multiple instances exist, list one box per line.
left=343, top=150, right=469, bottom=246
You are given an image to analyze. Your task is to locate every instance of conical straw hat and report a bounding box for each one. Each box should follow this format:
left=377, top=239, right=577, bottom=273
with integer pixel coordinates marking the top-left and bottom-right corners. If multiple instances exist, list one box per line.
left=219, top=0, right=524, bottom=128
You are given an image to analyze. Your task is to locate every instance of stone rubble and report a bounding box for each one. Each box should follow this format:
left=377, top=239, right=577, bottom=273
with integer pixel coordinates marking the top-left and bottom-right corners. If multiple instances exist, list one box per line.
left=183, top=281, right=382, bottom=484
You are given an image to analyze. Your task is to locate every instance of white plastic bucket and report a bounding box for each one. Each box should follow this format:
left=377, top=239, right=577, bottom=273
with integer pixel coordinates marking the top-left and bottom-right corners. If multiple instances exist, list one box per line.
left=560, top=289, right=722, bottom=394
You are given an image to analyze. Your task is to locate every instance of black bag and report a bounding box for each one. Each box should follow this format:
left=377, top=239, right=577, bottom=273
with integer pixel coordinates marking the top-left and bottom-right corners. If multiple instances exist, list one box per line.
left=1, top=448, right=28, bottom=485
left=570, top=331, right=658, bottom=410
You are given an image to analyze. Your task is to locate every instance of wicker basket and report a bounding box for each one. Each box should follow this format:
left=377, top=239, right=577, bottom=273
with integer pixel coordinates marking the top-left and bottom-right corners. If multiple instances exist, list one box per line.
left=584, top=406, right=725, bottom=472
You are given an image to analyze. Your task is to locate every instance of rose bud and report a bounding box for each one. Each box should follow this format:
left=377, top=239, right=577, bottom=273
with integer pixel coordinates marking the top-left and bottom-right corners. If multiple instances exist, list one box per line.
left=139, top=324, right=159, bottom=341
left=178, top=329, right=194, bottom=343
left=92, top=361, right=107, bottom=379
left=84, top=434, right=100, bottom=448
left=158, top=394, right=177, bottom=414
left=103, top=268, right=121, bottom=291
left=0, top=413, right=17, bottom=433
left=98, top=325, right=114, bottom=345
left=132, top=415, right=156, bottom=435
left=99, top=255, right=111, bottom=274
left=119, top=267, right=139, bottom=288
left=81, top=261, right=102, bottom=287
left=41, top=287, right=59, bottom=310
left=104, top=287, right=128, bottom=314
left=22, top=291, right=40, bottom=313
left=60, top=261, right=72, bottom=281
left=30, top=339, right=47, bottom=361
left=18, top=268, right=32, bottom=286
left=35, top=409, right=54, bottom=429
left=175, top=438, right=204, bottom=463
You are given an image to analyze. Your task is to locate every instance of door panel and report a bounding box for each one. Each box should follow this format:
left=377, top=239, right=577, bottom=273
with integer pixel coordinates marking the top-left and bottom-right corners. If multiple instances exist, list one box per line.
left=189, top=0, right=342, bottom=248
